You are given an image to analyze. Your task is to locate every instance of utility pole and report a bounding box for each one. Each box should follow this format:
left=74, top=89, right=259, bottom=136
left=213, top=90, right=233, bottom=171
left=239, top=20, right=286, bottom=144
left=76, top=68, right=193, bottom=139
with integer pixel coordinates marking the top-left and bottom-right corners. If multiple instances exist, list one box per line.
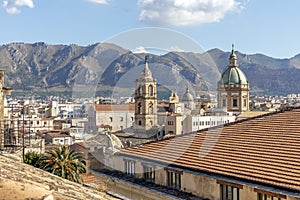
left=22, top=106, right=25, bottom=162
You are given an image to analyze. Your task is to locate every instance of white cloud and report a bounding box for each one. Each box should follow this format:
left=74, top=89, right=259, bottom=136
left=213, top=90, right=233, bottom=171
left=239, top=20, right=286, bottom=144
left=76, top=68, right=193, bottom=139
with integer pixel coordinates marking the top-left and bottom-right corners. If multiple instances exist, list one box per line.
left=137, top=0, right=245, bottom=26
left=3, top=0, right=35, bottom=14
left=132, top=46, right=150, bottom=54
left=85, top=0, right=109, bottom=4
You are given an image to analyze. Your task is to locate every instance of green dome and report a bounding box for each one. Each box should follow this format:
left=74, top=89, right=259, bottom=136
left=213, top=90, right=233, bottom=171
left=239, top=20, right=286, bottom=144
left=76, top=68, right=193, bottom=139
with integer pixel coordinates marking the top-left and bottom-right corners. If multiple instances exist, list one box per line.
left=221, top=66, right=248, bottom=84
left=182, top=87, right=194, bottom=102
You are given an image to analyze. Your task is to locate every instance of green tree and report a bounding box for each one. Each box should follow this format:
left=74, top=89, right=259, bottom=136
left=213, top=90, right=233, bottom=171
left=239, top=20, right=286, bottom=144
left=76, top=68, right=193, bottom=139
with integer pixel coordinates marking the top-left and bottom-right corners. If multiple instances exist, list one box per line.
left=24, top=151, right=44, bottom=168
left=43, top=146, right=86, bottom=184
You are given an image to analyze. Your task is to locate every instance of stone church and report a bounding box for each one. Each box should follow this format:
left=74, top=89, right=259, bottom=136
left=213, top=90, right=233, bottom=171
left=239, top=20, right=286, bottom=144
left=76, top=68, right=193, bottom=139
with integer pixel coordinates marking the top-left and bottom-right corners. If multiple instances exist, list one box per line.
left=217, top=45, right=250, bottom=114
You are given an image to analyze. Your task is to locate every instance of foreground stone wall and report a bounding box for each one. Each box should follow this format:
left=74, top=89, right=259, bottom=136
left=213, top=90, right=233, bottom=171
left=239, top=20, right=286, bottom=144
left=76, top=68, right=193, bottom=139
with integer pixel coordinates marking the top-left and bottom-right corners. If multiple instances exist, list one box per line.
left=0, top=154, right=116, bottom=200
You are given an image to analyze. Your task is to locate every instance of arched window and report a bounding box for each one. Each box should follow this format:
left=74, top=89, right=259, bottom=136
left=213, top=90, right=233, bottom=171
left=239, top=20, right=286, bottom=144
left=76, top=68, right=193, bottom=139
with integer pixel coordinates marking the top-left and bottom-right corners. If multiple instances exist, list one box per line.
left=149, top=103, right=153, bottom=114
left=138, top=86, right=142, bottom=96
left=149, top=85, right=153, bottom=96
left=138, top=102, right=142, bottom=114
left=138, top=120, right=142, bottom=125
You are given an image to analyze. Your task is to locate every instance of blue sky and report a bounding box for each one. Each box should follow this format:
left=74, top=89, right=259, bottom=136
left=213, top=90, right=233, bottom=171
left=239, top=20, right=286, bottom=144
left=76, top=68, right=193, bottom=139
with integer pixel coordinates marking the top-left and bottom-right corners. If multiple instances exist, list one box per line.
left=0, top=0, right=299, bottom=58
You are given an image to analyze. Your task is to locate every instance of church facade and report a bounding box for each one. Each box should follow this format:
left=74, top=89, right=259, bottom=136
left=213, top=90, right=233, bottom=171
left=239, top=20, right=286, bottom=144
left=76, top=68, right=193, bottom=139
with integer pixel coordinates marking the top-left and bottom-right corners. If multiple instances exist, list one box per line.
left=217, top=46, right=250, bottom=114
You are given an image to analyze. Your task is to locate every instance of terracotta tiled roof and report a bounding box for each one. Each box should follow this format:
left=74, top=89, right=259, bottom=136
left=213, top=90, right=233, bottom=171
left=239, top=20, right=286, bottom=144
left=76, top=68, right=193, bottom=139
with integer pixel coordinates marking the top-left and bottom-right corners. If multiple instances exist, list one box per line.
left=121, top=108, right=300, bottom=191
left=46, top=133, right=72, bottom=138
left=82, top=173, right=107, bottom=190
left=96, top=104, right=135, bottom=112
left=237, top=111, right=272, bottom=120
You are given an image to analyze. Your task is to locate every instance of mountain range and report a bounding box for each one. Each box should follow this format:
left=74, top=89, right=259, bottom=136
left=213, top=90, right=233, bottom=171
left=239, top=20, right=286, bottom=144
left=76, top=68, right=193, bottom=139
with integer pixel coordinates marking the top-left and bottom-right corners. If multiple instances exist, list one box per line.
left=1, top=42, right=300, bottom=98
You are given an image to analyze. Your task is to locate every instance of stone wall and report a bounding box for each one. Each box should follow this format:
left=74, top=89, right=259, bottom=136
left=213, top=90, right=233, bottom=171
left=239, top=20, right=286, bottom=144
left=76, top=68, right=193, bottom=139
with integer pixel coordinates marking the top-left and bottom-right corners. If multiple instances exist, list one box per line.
left=0, top=154, right=116, bottom=200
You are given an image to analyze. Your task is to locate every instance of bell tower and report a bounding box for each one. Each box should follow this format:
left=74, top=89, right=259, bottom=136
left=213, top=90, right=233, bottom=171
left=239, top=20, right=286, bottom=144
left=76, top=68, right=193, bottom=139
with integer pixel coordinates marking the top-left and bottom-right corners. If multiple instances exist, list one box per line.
left=0, top=70, right=12, bottom=149
left=134, top=56, right=158, bottom=137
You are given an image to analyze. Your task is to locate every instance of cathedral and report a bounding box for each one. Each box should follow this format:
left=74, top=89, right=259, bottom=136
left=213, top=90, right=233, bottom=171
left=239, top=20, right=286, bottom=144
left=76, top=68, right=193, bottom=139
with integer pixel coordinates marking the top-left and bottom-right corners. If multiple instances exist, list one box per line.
left=217, top=45, right=250, bottom=114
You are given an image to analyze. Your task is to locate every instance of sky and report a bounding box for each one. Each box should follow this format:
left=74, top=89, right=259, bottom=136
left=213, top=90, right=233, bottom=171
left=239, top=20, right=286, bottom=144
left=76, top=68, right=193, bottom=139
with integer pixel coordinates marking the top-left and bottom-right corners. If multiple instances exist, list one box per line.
left=0, top=0, right=300, bottom=58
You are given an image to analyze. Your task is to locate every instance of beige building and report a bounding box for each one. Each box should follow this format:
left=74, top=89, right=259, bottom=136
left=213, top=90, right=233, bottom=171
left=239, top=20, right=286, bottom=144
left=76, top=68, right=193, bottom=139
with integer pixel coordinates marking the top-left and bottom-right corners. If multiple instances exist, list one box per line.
left=100, top=107, right=300, bottom=200
left=218, top=46, right=250, bottom=114
left=164, top=114, right=183, bottom=135
left=95, top=104, right=135, bottom=132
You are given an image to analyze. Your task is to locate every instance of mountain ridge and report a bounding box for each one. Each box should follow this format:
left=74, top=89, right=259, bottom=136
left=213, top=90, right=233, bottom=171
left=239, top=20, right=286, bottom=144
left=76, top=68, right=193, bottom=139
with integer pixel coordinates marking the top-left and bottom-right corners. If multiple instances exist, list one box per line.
left=1, top=42, right=300, bottom=97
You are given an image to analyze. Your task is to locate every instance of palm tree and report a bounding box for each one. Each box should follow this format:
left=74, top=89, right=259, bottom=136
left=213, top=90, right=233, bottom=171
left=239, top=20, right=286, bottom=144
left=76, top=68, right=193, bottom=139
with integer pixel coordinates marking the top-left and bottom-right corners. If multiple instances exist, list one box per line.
left=43, top=146, right=86, bottom=184
left=24, top=151, right=44, bottom=168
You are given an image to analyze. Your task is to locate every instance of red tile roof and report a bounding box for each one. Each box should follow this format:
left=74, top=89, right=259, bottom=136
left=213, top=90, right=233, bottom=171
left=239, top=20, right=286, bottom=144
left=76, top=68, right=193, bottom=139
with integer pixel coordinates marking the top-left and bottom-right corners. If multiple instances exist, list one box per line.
left=82, top=173, right=106, bottom=190
left=96, top=104, right=135, bottom=112
left=121, top=108, right=300, bottom=191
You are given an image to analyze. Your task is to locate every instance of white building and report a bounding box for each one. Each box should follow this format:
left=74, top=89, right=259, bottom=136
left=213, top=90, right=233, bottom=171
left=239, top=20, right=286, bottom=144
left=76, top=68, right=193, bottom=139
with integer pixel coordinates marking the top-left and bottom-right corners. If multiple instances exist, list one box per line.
left=183, top=111, right=236, bottom=133
left=44, top=132, right=73, bottom=145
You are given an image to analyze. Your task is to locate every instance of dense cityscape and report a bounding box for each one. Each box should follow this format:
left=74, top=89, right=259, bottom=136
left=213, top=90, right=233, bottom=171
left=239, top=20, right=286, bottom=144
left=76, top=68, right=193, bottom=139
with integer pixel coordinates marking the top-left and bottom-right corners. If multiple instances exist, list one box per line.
left=0, top=49, right=300, bottom=199
left=1, top=1, right=300, bottom=200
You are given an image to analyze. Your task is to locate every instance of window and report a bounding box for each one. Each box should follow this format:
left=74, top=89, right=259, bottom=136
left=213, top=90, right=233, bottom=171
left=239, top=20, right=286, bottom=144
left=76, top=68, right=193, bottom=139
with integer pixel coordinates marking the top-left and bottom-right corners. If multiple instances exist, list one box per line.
left=220, top=184, right=240, bottom=200
left=109, top=117, right=113, bottom=122
left=143, top=165, right=155, bottom=183
left=243, top=99, right=247, bottom=107
left=124, top=160, right=135, bottom=176
left=233, top=99, right=238, bottom=107
left=138, top=120, right=142, bottom=126
left=222, top=99, right=226, bottom=107
left=149, top=103, right=153, bottom=114
left=138, top=86, right=142, bottom=96
left=131, top=117, right=134, bottom=121
left=168, top=121, right=174, bottom=125
left=257, top=194, right=282, bottom=200
left=255, top=188, right=286, bottom=200
left=138, top=103, right=142, bottom=114
left=167, top=170, right=181, bottom=190
left=149, top=85, right=153, bottom=96
left=120, top=117, right=124, bottom=122
left=120, top=126, right=123, bottom=130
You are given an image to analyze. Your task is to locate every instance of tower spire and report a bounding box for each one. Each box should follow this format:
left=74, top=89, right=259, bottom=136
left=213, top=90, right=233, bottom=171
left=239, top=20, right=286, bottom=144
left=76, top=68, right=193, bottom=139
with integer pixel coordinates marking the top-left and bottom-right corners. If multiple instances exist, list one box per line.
left=229, top=44, right=237, bottom=67
left=140, top=55, right=152, bottom=79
